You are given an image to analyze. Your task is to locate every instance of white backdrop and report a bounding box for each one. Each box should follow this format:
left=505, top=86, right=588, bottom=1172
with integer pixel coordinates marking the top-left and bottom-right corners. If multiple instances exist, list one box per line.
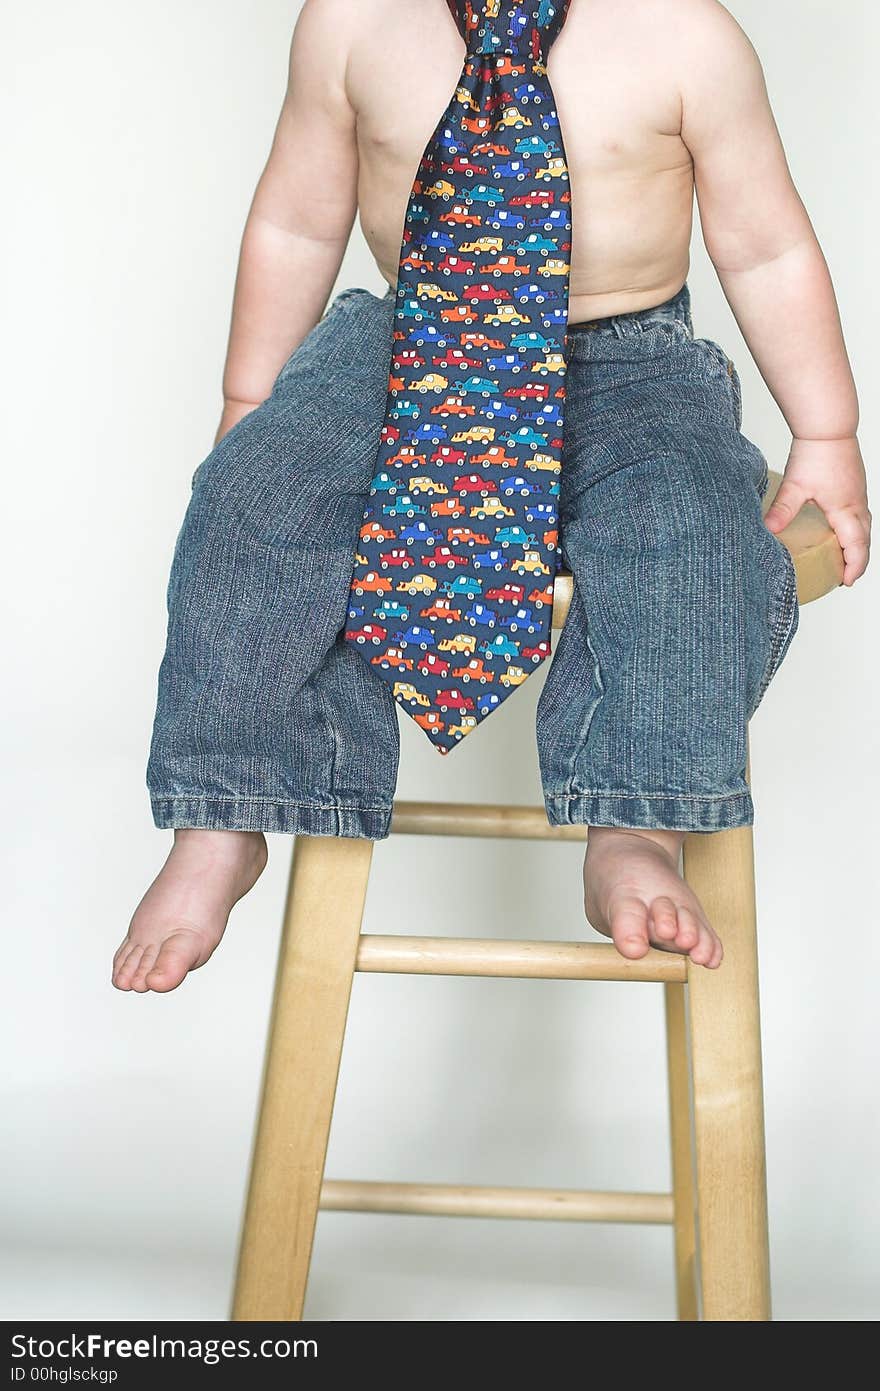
left=2, top=0, right=877, bottom=1321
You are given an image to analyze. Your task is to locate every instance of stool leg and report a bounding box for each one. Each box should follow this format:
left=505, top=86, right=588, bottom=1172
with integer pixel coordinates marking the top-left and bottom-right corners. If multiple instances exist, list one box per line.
left=664, top=982, right=698, bottom=1320
left=231, top=835, right=374, bottom=1320
left=683, top=822, right=771, bottom=1321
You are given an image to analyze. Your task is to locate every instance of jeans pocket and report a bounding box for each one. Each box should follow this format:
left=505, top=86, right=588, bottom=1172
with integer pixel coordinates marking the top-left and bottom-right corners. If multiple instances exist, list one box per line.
left=692, top=337, right=742, bottom=429
left=749, top=527, right=799, bottom=717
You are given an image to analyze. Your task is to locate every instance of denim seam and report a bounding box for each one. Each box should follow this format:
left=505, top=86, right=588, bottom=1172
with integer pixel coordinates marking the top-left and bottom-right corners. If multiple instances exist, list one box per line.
left=152, top=795, right=391, bottom=811
left=549, top=790, right=749, bottom=803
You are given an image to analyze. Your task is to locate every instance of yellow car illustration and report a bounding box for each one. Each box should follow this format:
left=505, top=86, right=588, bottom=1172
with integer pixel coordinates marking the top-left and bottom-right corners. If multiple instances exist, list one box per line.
left=355, top=552, right=368, bottom=566
left=397, top=574, right=437, bottom=596
left=512, top=550, right=551, bottom=577
left=454, top=86, right=480, bottom=112
left=470, top=496, right=515, bottom=519
left=393, top=682, right=431, bottom=707
left=537, top=157, right=568, bottom=180
left=449, top=715, right=479, bottom=739
left=438, top=633, right=477, bottom=655
left=417, top=282, right=457, bottom=302
left=537, top=259, right=568, bottom=278
left=499, top=665, right=528, bottom=689
left=460, top=237, right=504, bottom=255
left=495, top=107, right=531, bottom=130
left=526, top=452, right=561, bottom=473
left=409, top=475, right=448, bottom=496
left=425, top=179, right=455, bottom=201
left=484, top=305, right=528, bottom=326
left=533, top=354, right=566, bottom=375
left=411, top=372, right=449, bottom=393
left=453, top=424, right=496, bottom=443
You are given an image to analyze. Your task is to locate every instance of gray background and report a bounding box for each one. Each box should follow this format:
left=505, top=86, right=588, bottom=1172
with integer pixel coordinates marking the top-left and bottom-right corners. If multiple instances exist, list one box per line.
left=2, top=0, right=876, bottom=1319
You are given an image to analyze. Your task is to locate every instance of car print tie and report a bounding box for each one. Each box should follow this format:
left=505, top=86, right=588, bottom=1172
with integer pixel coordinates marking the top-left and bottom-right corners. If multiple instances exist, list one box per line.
left=345, top=0, right=572, bottom=754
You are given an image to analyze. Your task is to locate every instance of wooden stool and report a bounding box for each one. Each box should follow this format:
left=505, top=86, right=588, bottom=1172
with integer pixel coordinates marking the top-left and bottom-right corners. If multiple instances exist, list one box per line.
left=231, top=473, right=842, bottom=1323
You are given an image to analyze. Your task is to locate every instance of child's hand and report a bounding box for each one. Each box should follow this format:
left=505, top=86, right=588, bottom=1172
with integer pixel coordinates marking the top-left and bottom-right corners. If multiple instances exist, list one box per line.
left=764, top=437, right=871, bottom=586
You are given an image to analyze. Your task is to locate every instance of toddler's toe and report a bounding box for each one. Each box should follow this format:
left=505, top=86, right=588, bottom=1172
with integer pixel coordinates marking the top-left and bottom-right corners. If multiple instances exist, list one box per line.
left=609, top=895, right=651, bottom=959
left=648, top=896, right=679, bottom=942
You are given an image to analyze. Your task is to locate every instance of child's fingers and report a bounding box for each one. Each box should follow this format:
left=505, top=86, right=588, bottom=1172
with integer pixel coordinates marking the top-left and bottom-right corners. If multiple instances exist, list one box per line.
left=764, top=477, right=806, bottom=534
left=827, top=507, right=872, bottom=585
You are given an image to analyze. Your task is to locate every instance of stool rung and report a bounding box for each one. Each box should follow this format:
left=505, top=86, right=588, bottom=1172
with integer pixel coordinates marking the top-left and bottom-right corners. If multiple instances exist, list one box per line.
left=320, top=1180, right=674, bottom=1226
left=391, top=800, right=586, bottom=842
left=356, top=934, right=686, bottom=982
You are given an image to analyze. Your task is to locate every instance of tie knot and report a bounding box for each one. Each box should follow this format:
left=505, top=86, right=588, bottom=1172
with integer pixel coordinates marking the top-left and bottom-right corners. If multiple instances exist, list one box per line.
left=446, top=0, right=569, bottom=56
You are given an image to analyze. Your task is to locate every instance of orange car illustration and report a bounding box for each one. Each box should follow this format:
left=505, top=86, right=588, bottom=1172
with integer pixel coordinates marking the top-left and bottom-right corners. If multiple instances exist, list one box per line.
left=421, top=598, right=462, bottom=623
left=371, top=646, right=413, bottom=672
left=452, top=658, right=495, bottom=684
left=430, top=496, right=467, bottom=518
left=360, top=521, right=396, bottom=543
left=352, top=570, right=391, bottom=595
left=414, top=710, right=446, bottom=733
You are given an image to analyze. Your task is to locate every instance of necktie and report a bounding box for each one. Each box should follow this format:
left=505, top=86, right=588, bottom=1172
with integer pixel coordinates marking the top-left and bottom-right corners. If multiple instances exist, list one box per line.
left=345, top=0, right=572, bottom=755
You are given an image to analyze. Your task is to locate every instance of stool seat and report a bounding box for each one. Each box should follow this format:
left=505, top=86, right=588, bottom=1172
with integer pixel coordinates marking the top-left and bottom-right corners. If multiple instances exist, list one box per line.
left=231, top=472, right=843, bottom=1323
left=551, top=469, right=843, bottom=628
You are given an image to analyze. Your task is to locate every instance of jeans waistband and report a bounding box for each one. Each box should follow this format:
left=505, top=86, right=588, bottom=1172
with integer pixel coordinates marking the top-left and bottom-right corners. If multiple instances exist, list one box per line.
left=565, top=282, right=693, bottom=342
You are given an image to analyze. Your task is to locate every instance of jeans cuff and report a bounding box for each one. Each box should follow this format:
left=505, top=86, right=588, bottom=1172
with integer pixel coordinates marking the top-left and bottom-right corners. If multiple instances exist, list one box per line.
left=150, top=796, right=392, bottom=839
left=544, top=788, right=754, bottom=833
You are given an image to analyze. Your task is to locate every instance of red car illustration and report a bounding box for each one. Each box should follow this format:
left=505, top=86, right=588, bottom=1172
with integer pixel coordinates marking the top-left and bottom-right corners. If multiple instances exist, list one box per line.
left=438, top=253, right=477, bottom=276
left=379, top=548, right=414, bottom=570
left=452, top=473, right=492, bottom=495
left=509, top=190, right=554, bottom=208
left=425, top=546, right=469, bottom=570
left=431, top=444, right=467, bottom=465
left=416, top=652, right=452, bottom=678
left=544, top=528, right=558, bottom=548
left=436, top=688, right=475, bottom=713
left=463, top=282, right=511, bottom=303
left=504, top=382, right=550, bottom=402
left=449, top=155, right=488, bottom=177
left=392, top=349, right=425, bottom=371
left=486, top=583, right=526, bottom=604
left=381, top=424, right=401, bottom=445
left=433, top=348, right=481, bottom=370
left=348, top=623, right=387, bottom=645
left=522, top=640, right=552, bottom=664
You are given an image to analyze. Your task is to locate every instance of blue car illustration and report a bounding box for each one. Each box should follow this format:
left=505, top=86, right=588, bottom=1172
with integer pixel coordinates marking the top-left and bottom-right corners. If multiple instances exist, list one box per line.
left=514, top=82, right=542, bottom=105
left=513, top=282, right=554, bottom=304
left=406, top=202, right=431, bottom=224
left=513, top=234, right=557, bottom=255
left=375, top=599, right=410, bottom=623
left=500, top=606, right=539, bottom=634
left=541, top=308, right=568, bottom=329
left=500, top=476, right=533, bottom=497
left=523, top=402, right=563, bottom=427
left=423, top=229, right=455, bottom=249
left=477, top=691, right=501, bottom=716
left=484, top=398, right=519, bottom=421
left=511, top=331, right=553, bottom=350
left=470, top=184, right=505, bottom=204
left=525, top=502, right=556, bottom=524
left=495, top=160, right=529, bottom=181
left=473, top=548, right=506, bottom=572
left=397, top=298, right=435, bottom=322
left=487, top=352, right=525, bottom=374
left=446, top=575, right=483, bottom=599
left=515, top=136, right=555, bottom=155
left=488, top=210, right=526, bottom=231
left=528, top=208, right=568, bottom=230
left=371, top=472, right=399, bottom=493
left=400, top=521, right=441, bottom=544
left=408, top=422, right=448, bottom=444
left=495, top=527, right=537, bottom=549
left=465, top=601, right=498, bottom=628
left=408, top=324, right=448, bottom=346
left=394, top=625, right=434, bottom=650
left=480, top=635, right=519, bottom=660
left=453, top=376, right=497, bottom=398
left=347, top=604, right=365, bottom=622
left=502, top=426, right=548, bottom=448
left=390, top=399, right=421, bottom=420
left=382, top=495, right=427, bottom=518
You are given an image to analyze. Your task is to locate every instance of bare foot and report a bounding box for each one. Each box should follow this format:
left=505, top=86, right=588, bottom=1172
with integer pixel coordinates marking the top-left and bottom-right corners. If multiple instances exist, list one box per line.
left=584, top=827, right=723, bottom=970
left=113, top=829, right=268, bottom=994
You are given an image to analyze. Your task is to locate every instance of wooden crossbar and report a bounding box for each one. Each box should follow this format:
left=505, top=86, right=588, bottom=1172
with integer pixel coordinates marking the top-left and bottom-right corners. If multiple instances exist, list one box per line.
left=390, top=800, right=586, bottom=841
left=320, top=1180, right=674, bottom=1226
left=356, top=934, right=686, bottom=982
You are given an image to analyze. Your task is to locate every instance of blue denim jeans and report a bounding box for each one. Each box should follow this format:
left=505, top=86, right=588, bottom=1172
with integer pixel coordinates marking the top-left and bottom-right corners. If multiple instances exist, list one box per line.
left=147, top=282, right=798, bottom=838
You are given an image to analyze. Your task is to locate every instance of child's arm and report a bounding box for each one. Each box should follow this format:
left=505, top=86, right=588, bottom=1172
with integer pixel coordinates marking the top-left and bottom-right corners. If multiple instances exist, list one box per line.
left=217, top=0, right=360, bottom=442
left=679, top=0, right=870, bottom=585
